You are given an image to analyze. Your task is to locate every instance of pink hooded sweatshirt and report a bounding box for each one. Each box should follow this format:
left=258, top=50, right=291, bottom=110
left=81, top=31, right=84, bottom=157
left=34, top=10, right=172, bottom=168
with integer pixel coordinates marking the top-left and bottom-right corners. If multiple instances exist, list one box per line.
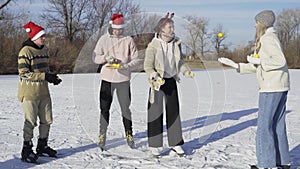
left=92, top=32, right=139, bottom=83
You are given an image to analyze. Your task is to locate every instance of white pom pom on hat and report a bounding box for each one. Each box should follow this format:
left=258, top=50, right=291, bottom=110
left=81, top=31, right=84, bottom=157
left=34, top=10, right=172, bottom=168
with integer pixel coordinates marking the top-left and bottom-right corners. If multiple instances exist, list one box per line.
left=25, top=28, right=31, bottom=33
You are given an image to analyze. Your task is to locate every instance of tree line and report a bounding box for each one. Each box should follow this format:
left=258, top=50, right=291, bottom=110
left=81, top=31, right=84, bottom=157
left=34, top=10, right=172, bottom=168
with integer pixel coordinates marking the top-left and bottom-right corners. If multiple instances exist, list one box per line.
left=1, top=0, right=299, bottom=74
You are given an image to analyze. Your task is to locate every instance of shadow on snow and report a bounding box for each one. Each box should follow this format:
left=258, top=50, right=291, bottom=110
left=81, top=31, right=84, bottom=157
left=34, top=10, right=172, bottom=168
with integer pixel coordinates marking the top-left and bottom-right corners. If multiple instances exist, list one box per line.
left=1, top=108, right=299, bottom=168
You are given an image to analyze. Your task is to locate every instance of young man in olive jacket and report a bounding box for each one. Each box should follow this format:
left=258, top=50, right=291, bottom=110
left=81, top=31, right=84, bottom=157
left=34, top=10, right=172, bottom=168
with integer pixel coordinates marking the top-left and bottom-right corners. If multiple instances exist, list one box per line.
left=18, top=21, right=62, bottom=163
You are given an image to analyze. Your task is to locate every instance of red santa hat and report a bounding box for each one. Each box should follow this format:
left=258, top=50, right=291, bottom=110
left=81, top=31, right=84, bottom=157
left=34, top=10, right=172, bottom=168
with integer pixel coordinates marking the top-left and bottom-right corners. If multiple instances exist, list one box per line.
left=23, top=21, right=46, bottom=41
left=109, top=13, right=125, bottom=29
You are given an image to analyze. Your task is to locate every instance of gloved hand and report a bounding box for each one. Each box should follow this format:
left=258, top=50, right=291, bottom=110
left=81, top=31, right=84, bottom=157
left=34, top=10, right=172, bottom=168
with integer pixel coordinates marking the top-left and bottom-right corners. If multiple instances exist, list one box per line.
left=54, top=75, right=62, bottom=85
left=149, top=72, right=165, bottom=91
left=184, top=70, right=195, bottom=78
left=104, top=55, right=117, bottom=64
left=150, top=72, right=160, bottom=81
left=247, top=55, right=261, bottom=65
left=45, top=73, right=62, bottom=85
left=218, top=57, right=238, bottom=69
left=119, top=63, right=129, bottom=70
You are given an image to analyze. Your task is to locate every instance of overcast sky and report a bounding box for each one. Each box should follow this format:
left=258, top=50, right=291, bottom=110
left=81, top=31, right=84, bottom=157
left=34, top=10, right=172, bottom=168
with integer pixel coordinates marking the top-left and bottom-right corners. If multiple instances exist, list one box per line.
left=8, top=0, right=300, bottom=46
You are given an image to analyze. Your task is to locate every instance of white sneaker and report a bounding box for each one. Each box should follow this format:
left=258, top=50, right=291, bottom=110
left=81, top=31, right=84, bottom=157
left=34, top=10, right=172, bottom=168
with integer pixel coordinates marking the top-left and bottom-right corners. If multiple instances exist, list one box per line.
left=149, top=147, right=163, bottom=156
left=172, top=145, right=184, bottom=155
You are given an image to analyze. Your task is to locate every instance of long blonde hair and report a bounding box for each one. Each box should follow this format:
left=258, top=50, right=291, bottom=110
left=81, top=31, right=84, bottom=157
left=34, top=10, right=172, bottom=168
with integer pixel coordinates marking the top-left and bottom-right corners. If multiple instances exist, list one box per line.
left=254, top=21, right=267, bottom=52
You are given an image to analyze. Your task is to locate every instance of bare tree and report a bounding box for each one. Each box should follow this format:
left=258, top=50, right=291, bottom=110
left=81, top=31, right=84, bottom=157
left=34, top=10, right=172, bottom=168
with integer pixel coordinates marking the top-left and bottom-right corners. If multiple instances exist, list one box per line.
left=276, top=9, right=300, bottom=48
left=90, top=0, right=115, bottom=35
left=276, top=9, right=300, bottom=68
left=0, top=0, right=12, bottom=10
left=41, top=0, right=93, bottom=42
left=183, top=15, right=210, bottom=58
left=212, top=24, right=226, bottom=56
left=0, top=8, right=30, bottom=74
left=90, top=0, right=140, bottom=35
left=126, top=13, right=160, bottom=35
left=0, top=0, right=12, bottom=20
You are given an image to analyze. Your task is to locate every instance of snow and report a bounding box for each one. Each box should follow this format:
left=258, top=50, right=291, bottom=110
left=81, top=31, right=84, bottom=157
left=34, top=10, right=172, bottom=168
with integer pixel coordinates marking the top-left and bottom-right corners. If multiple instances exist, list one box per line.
left=1, top=69, right=300, bottom=169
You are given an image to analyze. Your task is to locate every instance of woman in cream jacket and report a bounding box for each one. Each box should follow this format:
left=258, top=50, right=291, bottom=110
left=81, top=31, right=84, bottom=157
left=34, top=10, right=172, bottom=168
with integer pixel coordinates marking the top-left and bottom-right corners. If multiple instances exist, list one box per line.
left=219, top=10, right=290, bottom=169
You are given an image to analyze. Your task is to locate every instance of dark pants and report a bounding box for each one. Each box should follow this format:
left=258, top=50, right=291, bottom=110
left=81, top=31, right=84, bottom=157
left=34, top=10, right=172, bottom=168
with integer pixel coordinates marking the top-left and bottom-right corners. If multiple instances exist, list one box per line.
left=99, top=80, right=132, bottom=133
left=147, top=77, right=184, bottom=147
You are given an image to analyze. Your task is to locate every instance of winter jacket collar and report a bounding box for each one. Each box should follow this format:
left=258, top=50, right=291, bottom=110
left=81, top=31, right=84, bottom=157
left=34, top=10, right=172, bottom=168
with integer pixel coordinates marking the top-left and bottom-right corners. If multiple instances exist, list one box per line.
left=21, top=38, right=44, bottom=49
left=152, top=33, right=181, bottom=47
left=265, top=27, right=276, bottom=34
left=154, top=33, right=176, bottom=43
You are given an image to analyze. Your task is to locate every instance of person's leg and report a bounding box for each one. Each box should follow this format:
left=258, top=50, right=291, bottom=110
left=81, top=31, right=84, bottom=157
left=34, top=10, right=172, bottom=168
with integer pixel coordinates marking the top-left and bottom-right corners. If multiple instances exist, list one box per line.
left=98, top=80, right=114, bottom=148
left=36, top=97, right=56, bottom=157
left=21, top=99, right=39, bottom=162
left=273, top=91, right=290, bottom=166
left=162, top=78, right=184, bottom=146
left=22, top=99, right=39, bottom=141
left=99, top=80, right=113, bottom=133
left=115, top=81, right=132, bottom=132
left=147, top=89, right=164, bottom=147
left=37, top=97, right=53, bottom=139
left=115, top=81, right=134, bottom=147
left=256, top=92, right=282, bottom=168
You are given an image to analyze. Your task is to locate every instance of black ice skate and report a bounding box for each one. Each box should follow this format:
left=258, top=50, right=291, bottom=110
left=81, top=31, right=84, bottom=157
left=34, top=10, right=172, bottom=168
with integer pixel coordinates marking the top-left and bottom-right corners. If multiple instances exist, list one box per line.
left=21, top=140, right=38, bottom=163
left=36, top=138, right=57, bottom=157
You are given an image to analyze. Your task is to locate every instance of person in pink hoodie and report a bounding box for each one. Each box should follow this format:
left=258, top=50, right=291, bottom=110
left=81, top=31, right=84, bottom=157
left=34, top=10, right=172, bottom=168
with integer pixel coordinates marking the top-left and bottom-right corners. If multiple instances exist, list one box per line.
left=92, top=13, right=140, bottom=150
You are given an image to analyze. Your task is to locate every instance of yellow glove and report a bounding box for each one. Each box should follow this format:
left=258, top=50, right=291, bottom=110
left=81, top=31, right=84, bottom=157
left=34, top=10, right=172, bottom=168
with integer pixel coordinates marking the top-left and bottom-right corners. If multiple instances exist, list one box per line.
left=106, top=63, right=120, bottom=69
left=184, top=70, right=195, bottom=78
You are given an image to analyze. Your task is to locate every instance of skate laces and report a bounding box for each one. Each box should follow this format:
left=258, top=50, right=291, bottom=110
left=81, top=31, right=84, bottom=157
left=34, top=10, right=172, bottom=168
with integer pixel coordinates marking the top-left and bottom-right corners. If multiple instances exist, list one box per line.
left=98, top=133, right=106, bottom=144
left=125, top=131, right=134, bottom=143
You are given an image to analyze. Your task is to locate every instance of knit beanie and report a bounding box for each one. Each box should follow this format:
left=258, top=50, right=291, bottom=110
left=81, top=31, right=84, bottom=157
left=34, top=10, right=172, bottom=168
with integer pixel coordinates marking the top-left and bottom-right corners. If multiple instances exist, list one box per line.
left=255, top=10, right=275, bottom=28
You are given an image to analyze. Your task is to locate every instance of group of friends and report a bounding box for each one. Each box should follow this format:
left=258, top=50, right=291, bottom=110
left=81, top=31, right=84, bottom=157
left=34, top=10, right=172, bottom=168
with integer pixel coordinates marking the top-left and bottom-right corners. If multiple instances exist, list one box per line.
left=17, top=10, right=290, bottom=169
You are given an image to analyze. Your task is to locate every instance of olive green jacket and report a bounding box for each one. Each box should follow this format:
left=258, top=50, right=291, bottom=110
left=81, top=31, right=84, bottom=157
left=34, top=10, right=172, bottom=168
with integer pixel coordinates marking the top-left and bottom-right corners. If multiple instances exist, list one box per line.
left=18, top=39, right=50, bottom=102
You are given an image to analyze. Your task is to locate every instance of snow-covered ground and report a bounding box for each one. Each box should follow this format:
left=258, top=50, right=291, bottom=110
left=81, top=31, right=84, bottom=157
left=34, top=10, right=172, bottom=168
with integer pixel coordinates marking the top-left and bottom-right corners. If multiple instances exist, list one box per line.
left=1, top=69, right=300, bottom=169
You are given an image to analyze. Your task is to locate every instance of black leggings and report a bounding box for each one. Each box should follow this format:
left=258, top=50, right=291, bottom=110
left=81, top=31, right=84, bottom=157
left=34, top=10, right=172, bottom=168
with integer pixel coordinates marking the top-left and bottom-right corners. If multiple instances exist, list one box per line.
left=99, top=80, right=132, bottom=133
